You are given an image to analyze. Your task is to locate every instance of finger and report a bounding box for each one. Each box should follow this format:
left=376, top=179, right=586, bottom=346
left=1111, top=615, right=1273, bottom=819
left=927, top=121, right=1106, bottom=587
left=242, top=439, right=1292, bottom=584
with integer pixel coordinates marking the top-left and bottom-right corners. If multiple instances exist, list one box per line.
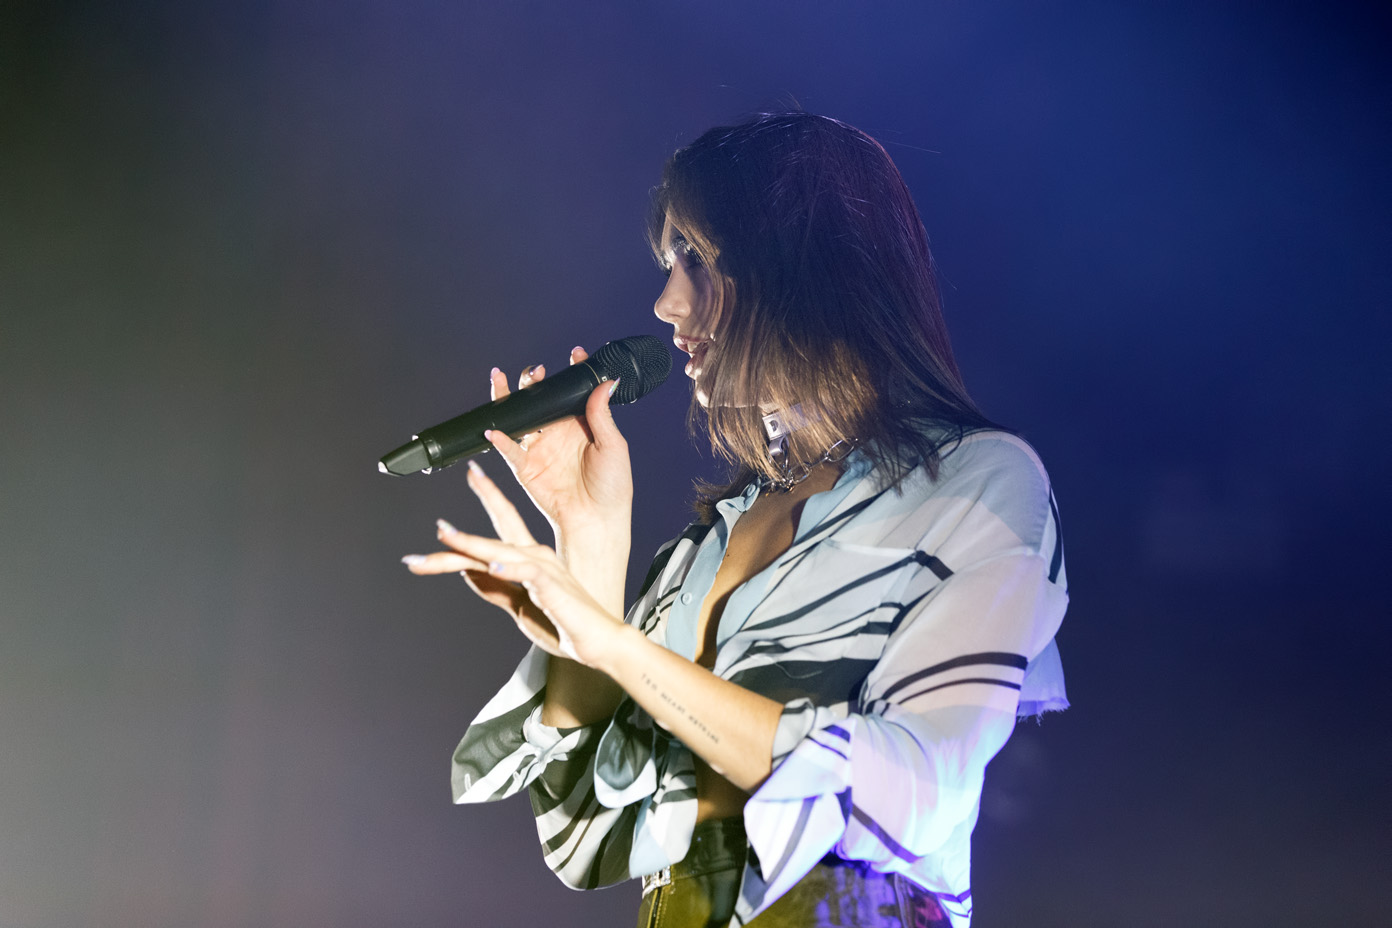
left=485, top=558, right=543, bottom=585
left=518, top=363, right=545, bottom=389
left=484, top=427, right=528, bottom=475
left=460, top=569, right=528, bottom=610
left=584, top=378, right=628, bottom=449
left=466, top=460, right=536, bottom=545
left=569, top=345, right=589, bottom=365
left=401, top=551, right=490, bottom=574
left=490, top=366, right=508, bottom=402
left=465, top=572, right=567, bottom=657
left=437, top=519, right=547, bottom=566
left=460, top=568, right=518, bottom=598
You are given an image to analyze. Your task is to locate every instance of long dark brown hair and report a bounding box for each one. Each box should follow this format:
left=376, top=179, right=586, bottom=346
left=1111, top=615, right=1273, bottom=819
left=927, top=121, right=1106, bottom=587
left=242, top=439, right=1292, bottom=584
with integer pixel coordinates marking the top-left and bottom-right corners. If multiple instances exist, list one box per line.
left=648, top=112, right=1004, bottom=519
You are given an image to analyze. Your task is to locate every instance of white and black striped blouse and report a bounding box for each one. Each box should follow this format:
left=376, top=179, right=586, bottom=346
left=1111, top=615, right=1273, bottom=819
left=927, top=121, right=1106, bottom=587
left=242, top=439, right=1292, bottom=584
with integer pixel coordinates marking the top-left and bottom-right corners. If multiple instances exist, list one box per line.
left=453, top=429, right=1069, bottom=927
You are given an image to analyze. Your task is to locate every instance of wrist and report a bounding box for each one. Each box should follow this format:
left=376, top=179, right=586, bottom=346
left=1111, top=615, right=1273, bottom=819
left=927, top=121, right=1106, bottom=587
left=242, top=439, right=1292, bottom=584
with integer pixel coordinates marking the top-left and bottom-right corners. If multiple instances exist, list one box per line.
left=590, top=621, right=648, bottom=680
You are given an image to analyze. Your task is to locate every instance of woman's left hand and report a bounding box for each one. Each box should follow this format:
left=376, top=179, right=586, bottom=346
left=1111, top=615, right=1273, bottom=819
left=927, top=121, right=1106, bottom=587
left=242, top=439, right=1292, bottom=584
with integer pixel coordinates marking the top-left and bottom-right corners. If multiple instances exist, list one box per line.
left=403, top=463, right=629, bottom=669
left=443, top=525, right=628, bottom=668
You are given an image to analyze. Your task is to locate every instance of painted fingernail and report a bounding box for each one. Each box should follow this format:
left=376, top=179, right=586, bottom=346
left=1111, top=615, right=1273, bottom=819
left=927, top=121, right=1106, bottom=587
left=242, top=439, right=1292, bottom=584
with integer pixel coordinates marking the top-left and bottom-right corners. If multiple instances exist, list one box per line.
left=490, top=366, right=500, bottom=379
left=436, top=518, right=458, bottom=535
left=466, top=459, right=483, bottom=476
left=401, top=554, right=427, bottom=566
left=608, top=377, right=621, bottom=398
left=488, top=561, right=505, bottom=574
left=572, top=345, right=584, bottom=355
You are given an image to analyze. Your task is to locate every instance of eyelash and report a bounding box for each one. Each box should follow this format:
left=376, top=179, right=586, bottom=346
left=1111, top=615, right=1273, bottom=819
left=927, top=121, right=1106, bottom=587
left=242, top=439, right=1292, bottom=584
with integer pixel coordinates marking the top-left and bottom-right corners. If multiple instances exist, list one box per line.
left=673, top=242, right=702, bottom=269
left=659, top=240, right=704, bottom=278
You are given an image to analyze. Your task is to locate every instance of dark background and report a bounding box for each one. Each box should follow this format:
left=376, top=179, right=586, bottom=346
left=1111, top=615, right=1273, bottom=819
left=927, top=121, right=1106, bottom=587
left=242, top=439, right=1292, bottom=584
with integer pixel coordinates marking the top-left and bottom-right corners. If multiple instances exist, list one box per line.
left=2, top=2, right=1388, bottom=926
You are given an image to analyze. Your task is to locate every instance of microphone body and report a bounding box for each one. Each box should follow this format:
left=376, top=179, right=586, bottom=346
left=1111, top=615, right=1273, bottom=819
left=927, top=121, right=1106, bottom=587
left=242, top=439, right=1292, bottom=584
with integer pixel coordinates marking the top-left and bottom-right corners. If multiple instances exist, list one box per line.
left=421, top=362, right=601, bottom=467
left=379, top=335, right=672, bottom=476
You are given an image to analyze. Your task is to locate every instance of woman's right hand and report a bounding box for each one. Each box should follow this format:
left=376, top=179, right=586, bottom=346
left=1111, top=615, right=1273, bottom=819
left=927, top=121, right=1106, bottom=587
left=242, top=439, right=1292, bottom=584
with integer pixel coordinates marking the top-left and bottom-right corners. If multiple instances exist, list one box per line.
left=484, top=347, right=633, bottom=610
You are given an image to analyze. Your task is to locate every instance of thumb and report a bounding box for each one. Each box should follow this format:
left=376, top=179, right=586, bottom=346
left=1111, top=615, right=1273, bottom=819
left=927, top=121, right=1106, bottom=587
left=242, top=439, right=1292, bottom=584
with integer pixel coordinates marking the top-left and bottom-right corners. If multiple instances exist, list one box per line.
left=584, top=378, right=626, bottom=448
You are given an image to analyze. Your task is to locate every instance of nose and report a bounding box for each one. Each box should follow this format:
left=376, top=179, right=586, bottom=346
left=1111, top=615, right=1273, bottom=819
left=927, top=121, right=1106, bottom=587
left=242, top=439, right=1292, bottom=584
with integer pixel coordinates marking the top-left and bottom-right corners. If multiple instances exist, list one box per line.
left=653, top=270, right=688, bottom=326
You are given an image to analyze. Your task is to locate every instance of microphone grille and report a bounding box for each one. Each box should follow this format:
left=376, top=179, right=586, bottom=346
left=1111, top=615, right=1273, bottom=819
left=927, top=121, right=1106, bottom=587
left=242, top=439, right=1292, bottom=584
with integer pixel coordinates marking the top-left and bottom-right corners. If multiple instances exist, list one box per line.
left=591, top=335, right=674, bottom=404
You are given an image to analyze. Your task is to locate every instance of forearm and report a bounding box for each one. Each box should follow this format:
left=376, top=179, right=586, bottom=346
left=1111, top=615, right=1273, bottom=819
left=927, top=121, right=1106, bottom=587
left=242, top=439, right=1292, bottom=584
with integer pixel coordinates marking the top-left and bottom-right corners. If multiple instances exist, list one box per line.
left=542, top=529, right=630, bottom=729
left=597, top=624, right=783, bottom=792
left=554, top=526, right=630, bottom=618
left=540, top=656, right=625, bottom=728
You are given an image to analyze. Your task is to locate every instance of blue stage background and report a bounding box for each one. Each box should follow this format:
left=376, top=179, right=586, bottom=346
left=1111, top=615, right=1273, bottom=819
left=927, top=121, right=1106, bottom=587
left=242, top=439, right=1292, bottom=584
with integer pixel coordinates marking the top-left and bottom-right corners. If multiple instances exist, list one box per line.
left=2, top=3, right=1388, bottom=925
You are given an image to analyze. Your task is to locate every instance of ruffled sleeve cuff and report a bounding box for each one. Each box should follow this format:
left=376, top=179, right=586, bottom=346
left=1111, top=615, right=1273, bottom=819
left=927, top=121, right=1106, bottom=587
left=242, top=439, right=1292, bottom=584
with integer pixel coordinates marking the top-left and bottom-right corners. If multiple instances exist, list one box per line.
left=452, top=646, right=599, bottom=804
left=593, top=698, right=662, bottom=809
left=740, top=700, right=857, bottom=907
left=1017, top=636, right=1069, bottom=718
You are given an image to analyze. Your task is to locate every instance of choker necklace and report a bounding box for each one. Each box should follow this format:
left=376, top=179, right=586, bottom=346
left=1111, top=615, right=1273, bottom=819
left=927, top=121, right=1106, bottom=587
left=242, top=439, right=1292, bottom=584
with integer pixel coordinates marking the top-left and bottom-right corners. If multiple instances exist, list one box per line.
left=761, top=405, right=856, bottom=492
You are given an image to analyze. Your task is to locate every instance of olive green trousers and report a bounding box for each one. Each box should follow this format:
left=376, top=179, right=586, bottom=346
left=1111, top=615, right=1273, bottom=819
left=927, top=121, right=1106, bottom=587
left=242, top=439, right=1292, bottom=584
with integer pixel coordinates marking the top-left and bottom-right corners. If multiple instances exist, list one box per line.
left=635, top=818, right=949, bottom=928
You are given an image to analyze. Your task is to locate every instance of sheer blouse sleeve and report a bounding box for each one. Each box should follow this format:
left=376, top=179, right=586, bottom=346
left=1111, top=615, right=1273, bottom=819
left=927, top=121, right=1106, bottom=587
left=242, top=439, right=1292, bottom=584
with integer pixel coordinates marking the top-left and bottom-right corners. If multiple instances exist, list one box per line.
left=738, top=435, right=1069, bottom=925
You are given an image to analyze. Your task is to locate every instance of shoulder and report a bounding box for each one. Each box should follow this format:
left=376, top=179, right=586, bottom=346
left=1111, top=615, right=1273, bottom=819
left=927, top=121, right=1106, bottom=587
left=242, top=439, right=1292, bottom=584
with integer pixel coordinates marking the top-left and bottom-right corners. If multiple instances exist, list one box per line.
left=938, top=429, right=1052, bottom=501
left=884, top=429, right=1058, bottom=555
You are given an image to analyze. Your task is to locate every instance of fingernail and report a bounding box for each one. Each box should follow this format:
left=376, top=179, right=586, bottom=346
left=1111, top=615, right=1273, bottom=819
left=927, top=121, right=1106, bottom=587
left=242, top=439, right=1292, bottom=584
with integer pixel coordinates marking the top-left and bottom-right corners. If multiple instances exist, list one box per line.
left=436, top=518, right=457, bottom=535
left=572, top=345, right=584, bottom=355
left=483, top=429, right=496, bottom=443
left=608, top=377, right=621, bottom=398
left=527, top=364, right=542, bottom=377
left=401, top=554, right=427, bottom=566
left=490, top=366, right=500, bottom=379
left=488, top=561, right=505, bottom=574
left=467, top=459, right=483, bottom=476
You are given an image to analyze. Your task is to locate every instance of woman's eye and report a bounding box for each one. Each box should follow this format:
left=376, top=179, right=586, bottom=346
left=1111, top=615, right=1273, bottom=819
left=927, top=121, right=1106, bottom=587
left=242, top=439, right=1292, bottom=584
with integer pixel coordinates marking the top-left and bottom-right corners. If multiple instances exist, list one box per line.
left=676, top=242, right=703, bottom=268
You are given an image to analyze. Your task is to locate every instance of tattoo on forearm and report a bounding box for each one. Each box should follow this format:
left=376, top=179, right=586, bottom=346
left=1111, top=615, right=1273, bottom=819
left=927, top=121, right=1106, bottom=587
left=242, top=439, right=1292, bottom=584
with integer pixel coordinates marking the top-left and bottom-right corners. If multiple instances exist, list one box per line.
left=640, top=673, right=720, bottom=744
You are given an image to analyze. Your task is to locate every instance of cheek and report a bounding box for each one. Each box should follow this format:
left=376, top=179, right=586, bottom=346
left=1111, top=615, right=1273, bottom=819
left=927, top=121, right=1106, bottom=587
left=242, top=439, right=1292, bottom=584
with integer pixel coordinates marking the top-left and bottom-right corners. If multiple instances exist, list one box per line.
left=690, top=279, right=719, bottom=335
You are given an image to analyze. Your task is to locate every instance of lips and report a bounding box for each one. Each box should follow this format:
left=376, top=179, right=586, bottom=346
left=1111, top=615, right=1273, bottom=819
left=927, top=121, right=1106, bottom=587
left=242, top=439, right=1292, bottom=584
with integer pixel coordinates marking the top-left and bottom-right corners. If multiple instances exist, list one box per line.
left=673, top=335, right=711, bottom=380
left=672, top=335, right=709, bottom=356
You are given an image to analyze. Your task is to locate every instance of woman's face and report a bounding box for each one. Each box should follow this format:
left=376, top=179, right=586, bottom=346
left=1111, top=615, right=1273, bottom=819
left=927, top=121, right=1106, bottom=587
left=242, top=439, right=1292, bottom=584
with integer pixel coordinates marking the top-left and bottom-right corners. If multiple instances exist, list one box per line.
left=654, top=216, right=717, bottom=407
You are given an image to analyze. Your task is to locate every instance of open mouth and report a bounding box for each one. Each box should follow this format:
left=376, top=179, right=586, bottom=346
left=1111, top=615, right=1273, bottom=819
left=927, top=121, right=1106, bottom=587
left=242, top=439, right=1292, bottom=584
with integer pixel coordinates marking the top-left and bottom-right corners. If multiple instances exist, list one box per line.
left=686, top=343, right=709, bottom=379
left=673, top=336, right=710, bottom=379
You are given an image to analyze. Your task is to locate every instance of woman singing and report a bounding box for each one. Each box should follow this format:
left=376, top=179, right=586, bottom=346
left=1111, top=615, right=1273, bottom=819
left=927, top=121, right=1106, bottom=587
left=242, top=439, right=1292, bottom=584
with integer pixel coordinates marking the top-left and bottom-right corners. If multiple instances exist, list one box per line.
left=402, top=112, right=1069, bottom=927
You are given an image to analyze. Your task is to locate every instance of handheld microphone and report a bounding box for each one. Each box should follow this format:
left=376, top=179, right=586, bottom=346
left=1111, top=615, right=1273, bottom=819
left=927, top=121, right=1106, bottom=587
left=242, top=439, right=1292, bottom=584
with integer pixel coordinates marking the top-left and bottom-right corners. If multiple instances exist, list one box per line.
left=378, top=335, right=673, bottom=476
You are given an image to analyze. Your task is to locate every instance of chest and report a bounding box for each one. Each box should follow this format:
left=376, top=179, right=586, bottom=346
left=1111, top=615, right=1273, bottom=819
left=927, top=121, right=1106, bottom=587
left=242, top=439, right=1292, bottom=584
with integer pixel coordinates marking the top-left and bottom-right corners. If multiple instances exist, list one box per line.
left=692, top=472, right=839, bottom=667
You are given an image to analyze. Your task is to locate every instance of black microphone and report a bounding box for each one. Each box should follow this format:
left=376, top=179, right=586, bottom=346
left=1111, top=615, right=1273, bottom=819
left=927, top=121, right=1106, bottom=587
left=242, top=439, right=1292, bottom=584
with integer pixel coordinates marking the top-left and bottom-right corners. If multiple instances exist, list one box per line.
left=378, top=334, right=673, bottom=476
